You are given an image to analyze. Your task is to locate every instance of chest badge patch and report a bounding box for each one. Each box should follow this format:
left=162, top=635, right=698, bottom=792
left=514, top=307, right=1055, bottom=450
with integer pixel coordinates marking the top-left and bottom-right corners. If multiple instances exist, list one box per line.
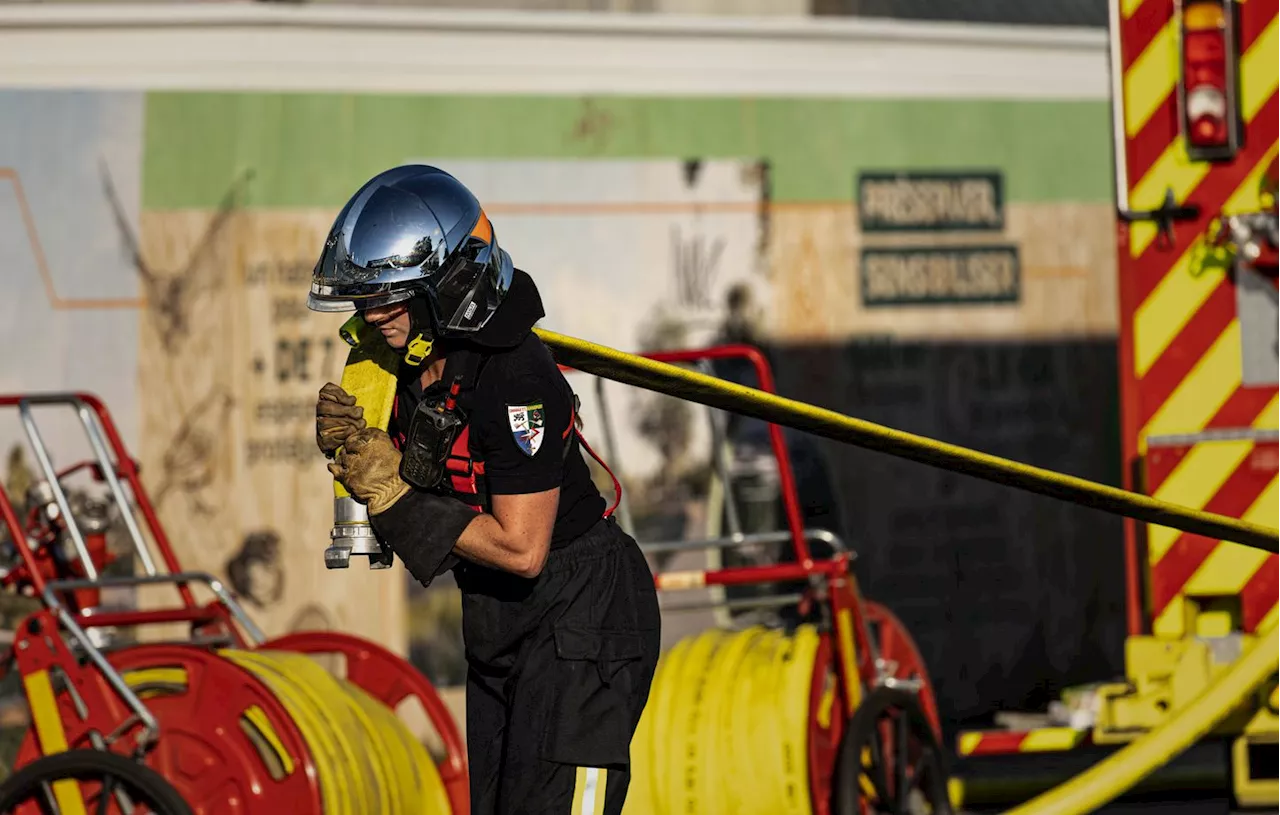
left=507, top=402, right=545, bottom=457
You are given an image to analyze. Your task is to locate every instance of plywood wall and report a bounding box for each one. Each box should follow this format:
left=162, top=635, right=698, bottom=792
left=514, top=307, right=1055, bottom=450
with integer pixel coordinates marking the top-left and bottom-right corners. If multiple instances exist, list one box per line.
left=136, top=208, right=407, bottom=652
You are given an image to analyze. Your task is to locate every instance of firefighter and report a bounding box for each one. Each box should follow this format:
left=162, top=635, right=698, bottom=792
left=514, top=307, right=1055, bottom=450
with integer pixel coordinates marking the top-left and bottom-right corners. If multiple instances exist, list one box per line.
left=307, top=165, right=661, bottom=814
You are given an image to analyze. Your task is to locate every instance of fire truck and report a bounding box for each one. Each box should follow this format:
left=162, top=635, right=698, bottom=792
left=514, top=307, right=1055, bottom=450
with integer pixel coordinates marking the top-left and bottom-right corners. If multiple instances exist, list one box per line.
left=952, top=0, right=1278, bottom=808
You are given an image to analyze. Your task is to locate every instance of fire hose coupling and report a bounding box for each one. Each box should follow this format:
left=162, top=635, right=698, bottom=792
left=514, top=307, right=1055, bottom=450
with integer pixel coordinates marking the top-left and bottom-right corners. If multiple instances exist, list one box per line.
left=327, top=496, right=393, bottom=570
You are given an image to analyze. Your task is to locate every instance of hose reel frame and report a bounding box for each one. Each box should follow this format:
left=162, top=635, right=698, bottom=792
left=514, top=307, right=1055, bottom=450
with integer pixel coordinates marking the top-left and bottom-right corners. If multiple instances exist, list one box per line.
left=0, top=393, right=469, bottom=815
left=562, top=345, right=946, bottom=815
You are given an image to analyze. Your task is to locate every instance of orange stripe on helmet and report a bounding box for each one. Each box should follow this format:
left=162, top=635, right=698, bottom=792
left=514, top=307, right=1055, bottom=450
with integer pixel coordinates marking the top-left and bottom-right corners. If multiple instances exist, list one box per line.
left=471, top=210, right=493, bottom=244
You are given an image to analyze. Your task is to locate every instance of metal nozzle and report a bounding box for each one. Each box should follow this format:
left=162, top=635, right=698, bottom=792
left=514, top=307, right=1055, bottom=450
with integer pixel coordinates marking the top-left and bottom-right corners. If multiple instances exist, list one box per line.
left=327, top=496, right=394, bottom=570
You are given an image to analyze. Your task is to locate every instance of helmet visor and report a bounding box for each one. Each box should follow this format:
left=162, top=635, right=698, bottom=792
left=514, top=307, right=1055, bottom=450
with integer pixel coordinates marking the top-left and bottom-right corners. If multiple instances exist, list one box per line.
left=306, top=286, right=416, bottom=314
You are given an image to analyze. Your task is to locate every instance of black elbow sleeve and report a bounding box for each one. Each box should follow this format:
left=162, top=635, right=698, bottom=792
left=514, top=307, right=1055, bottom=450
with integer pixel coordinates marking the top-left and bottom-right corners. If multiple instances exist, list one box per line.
left=369, top=491, right=478, bottom=586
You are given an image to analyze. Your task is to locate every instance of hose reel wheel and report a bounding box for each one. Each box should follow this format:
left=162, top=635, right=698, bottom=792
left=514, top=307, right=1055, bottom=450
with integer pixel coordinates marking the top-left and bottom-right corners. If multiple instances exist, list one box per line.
left=0, top=748, right=194, bottom=815
left=14, top=642, right=455, bottom=815
left=862, top=601, right=940, bottom=738
left=831, top=687, right=952, bottom=815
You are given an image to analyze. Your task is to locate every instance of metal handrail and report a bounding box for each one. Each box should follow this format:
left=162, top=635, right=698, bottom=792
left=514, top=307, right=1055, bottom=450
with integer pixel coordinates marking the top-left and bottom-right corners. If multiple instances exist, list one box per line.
left=1146, top=427, right=1280, bottom=446
left=659, top=592, right=808, bottom=615
left=2, top=392, right=201, bottom=597
left=33, top=570, right=266, bottom=750
left=45, top=571, right=265, bottom=646
left=9, top=394, right=165, bottom=582
left=71, top=400, right=159, bottom=576
left=18, top=400, right=98, bottom=580
left=640, top=527, right=850, bottom=557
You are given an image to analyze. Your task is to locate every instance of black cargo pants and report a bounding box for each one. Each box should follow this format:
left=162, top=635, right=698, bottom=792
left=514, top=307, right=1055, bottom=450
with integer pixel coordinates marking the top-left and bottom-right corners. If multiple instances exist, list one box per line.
left=456, top=517, right=661, bottom=815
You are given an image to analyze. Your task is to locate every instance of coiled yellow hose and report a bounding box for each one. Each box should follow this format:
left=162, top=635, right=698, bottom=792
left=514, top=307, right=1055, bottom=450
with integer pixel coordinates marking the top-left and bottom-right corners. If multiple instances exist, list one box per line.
left=625, top=626, right=823, bottom=815
left=219, top=649, right=450, bottom=814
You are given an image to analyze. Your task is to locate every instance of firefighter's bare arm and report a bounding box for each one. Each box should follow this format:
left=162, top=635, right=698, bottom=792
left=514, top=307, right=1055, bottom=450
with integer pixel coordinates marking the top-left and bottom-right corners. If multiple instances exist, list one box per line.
left=451, top=488, right=559, bottom=578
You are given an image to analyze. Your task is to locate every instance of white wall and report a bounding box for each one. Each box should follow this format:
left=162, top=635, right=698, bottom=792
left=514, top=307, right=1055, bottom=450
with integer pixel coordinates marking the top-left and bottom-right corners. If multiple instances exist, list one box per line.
left=0, top=4, right=1107, bottom=99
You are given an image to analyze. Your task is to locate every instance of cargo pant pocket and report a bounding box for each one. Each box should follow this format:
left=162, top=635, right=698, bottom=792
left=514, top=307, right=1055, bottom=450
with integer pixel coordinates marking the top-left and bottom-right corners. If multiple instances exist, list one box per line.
left=539, top=626, right=646, bottom=768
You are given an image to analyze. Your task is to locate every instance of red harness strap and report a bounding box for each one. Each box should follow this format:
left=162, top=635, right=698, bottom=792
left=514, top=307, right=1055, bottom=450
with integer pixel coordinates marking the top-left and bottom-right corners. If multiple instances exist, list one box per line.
left=432, top=399, right=623, bottom=518
left=566, top=400, right=622, bottom=518
left=444, top=425, right=484, bottom=511
left=574, top=427, right=623, bottom=519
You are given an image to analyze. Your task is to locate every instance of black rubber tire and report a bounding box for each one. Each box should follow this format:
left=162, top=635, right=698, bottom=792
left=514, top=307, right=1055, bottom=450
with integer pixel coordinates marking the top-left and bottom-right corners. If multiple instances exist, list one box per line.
left=831, top=687, right=954, bottom=815
left=0, top=749, right=193, bottom=815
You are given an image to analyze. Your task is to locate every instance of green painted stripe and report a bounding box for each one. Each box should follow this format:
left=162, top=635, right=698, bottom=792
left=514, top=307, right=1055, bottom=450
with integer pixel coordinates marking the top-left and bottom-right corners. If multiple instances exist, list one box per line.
left=143, top=92, right=1112, bottom=209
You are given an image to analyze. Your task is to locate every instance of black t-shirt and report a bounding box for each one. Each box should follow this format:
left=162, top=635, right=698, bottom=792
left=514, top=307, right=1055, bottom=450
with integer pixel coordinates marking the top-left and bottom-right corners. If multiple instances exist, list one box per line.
left=390, top=332, right=606, bottom=547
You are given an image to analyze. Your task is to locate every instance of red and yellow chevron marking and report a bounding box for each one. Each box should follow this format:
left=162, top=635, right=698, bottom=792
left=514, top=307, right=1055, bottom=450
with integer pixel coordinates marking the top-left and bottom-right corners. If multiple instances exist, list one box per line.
left=956, top=728, right=1089, bottom=757
left=1114, top=0, right=1279, bottom=637
left=1144, top=423, right=1278, bottom=638
left=1120, top=0, right=1278, bottom=262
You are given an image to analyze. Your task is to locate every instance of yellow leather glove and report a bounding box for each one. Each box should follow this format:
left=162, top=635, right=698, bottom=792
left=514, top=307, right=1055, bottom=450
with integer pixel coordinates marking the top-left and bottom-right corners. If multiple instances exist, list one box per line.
left=316, top=382, right=366, bottom=457
left=327, top=428, right=411, bottom=515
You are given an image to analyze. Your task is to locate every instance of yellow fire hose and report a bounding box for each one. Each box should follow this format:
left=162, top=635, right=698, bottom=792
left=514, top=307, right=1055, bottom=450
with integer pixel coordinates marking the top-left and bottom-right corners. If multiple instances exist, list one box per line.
left=314, top=322, right=1275, bottom=814
left=1005, top=632, right=1279, bottom=815
left=333, top=316, right=400, bottom=503
left=624, top=626, right=822, bottom=815
left=532, top=327, right=1280, bottom=813
left=218, top=650, right=450, bottom=815
left=533, top=328, right=1278, bottom=553
left=625, top=628, right=1278, bottom=815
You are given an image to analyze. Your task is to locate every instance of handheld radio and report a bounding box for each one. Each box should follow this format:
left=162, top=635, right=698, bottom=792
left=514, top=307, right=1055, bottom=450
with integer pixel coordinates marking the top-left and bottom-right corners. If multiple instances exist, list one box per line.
left=399, top=376, right=467, bottom=490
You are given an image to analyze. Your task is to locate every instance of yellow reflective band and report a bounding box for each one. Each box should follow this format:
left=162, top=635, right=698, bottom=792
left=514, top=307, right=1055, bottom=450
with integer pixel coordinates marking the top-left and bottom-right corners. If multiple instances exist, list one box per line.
left=572, top=766, right=607, bottom=815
